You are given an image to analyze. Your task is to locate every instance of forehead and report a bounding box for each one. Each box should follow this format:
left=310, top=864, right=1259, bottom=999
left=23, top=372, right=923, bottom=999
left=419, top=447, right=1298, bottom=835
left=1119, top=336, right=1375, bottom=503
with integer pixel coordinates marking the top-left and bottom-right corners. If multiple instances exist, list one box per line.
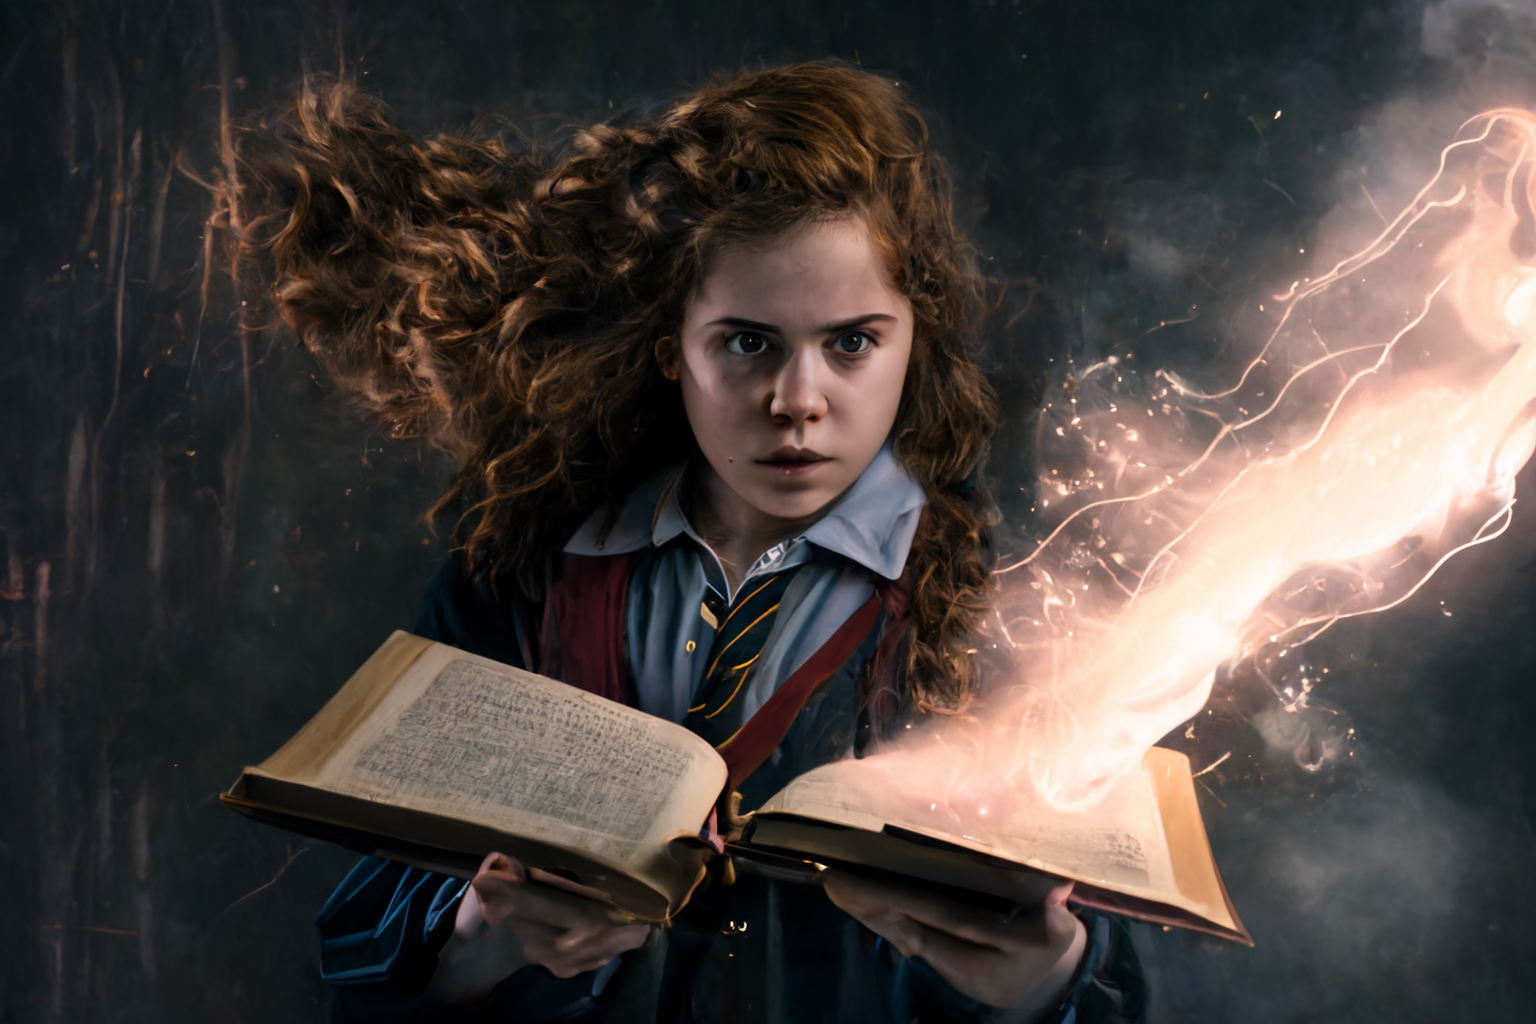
left=686, top=218, right=909, bottom=328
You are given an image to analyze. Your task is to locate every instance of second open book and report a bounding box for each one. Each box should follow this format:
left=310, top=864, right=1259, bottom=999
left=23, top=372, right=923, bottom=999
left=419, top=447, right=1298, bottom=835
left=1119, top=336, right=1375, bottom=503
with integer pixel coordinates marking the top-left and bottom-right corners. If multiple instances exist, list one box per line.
left=221, top=632, right=1248, bottom=943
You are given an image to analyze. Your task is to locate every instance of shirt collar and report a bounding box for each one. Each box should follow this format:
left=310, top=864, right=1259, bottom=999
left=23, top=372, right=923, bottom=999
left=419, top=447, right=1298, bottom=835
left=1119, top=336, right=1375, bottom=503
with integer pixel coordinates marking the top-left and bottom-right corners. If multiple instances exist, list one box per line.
left=563, top=444, right=927, bottom=581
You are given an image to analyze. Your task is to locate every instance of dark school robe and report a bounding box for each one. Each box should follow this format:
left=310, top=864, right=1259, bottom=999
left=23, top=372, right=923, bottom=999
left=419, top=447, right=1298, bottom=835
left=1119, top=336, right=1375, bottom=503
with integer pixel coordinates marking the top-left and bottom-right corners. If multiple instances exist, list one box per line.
left=315, top=556, right=1146, bottom=1024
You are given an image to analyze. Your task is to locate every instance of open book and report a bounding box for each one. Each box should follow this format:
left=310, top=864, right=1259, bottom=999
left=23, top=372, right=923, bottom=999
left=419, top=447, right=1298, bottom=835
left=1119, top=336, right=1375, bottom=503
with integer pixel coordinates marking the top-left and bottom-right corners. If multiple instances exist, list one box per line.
left=221, top=632, right=1249, bottom=942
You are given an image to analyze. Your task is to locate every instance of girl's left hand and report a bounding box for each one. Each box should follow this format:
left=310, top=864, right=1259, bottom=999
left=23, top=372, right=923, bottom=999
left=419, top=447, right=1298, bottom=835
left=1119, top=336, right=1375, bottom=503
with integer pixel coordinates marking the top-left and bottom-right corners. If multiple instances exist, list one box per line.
left=822, top=870, right=1087, bottom=1017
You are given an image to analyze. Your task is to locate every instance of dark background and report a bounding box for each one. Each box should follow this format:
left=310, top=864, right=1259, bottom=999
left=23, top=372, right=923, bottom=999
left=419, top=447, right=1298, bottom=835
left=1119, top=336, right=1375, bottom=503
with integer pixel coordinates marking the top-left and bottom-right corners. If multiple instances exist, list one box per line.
left=3, top=0, right=1535, bottom=1020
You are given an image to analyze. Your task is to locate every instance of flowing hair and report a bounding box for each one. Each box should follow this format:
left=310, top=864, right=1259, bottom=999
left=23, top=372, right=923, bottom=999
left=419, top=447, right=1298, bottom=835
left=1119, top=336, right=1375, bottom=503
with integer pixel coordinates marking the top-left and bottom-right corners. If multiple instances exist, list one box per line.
left=234, top=61, right=1000, bottom=713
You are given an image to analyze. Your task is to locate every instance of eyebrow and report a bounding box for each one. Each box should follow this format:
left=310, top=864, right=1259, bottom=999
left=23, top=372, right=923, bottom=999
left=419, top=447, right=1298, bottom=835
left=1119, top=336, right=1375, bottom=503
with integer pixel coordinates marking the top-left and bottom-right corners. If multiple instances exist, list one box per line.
left=707, top=313, right=898, bottom=334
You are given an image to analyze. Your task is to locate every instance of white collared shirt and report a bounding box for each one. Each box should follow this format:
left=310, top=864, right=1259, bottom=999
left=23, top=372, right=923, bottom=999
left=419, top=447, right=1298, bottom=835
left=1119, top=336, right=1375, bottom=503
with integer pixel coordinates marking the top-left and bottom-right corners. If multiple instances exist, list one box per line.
left=562, top=444, right=927, bottom=727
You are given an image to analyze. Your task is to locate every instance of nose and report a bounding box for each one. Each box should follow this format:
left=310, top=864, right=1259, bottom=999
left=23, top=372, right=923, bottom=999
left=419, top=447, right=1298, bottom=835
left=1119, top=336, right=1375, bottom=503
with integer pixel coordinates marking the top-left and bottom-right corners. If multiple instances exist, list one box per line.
left=768, top=349, right=828, bottom=427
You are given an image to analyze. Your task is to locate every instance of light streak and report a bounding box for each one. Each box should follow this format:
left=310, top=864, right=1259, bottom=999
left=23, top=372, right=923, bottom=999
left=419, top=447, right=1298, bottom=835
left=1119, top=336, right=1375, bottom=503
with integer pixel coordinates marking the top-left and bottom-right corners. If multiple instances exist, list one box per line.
left=1191, top=751, right=1232, bottom=778
left=892, top=109, right=1536, bottom=815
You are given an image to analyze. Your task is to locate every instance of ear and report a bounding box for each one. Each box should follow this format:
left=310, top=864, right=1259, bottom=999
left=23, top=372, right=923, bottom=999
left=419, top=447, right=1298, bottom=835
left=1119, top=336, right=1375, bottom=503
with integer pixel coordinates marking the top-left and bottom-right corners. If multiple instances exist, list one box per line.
left=654, top=336, right=681, bottom=382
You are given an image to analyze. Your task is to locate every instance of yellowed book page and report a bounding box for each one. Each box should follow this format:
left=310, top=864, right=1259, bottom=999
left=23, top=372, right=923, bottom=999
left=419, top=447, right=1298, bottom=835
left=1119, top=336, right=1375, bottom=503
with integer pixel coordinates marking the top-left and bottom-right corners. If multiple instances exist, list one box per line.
left=247, top=637, right=727, bottom=877
left=759, top=748, right=1234, bottom=930
left=1144, top=747, right=1237, bottom=931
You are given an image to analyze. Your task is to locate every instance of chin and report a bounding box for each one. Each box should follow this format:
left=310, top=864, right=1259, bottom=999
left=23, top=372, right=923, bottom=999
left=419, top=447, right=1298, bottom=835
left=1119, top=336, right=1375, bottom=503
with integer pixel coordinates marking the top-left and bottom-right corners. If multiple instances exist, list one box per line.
left=748, top=486, right=842, bottom=523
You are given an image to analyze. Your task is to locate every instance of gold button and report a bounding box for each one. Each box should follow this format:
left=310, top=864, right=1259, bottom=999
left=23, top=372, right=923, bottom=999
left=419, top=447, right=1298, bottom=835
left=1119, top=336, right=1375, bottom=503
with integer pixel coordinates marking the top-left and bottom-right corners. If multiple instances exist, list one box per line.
left=686, top=640, right=696, bottom=653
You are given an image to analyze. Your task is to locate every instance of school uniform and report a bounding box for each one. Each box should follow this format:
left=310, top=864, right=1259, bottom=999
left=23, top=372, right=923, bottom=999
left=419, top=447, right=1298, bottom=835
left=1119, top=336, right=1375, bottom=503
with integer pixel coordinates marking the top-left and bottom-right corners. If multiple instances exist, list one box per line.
left=316, top=447, right=1146, bottom=1023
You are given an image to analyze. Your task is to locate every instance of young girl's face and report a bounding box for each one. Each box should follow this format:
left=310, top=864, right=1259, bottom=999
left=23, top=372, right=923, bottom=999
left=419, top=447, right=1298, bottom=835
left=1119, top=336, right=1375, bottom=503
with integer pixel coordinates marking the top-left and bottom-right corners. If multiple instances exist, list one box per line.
left=663, top=218, right=915, bottom=524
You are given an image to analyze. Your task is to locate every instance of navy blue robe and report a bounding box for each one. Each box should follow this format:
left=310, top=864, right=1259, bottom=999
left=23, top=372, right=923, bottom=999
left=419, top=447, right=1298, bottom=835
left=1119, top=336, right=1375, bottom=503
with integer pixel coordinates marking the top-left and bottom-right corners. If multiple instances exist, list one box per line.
left=316, top=559, right=1147, bottom=1023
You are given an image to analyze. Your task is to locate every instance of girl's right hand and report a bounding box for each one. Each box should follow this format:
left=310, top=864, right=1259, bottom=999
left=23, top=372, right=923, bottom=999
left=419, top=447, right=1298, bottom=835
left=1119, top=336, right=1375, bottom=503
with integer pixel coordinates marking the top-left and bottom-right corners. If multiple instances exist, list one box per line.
left=429, top=852, right=652, bottom=1005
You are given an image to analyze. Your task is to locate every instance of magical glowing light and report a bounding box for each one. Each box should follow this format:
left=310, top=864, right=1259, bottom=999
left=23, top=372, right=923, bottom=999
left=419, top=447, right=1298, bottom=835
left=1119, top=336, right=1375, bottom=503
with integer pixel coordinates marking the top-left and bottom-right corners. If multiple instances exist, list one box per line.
left=883, top=109, right=1536, bottom=814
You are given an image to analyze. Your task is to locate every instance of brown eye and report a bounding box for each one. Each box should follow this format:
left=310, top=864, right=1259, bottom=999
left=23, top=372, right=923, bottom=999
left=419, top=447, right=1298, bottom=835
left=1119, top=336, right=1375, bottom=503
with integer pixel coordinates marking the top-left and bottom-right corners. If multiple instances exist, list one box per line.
left=725, top=332, right=769, bottom=355
left=835, top=332, right=873, bottom=354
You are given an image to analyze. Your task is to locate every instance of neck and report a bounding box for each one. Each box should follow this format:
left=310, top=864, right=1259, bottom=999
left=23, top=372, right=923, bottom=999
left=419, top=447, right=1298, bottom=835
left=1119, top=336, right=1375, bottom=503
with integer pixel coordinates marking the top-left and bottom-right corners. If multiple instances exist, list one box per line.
left=686, top=461, right=831, bottom=594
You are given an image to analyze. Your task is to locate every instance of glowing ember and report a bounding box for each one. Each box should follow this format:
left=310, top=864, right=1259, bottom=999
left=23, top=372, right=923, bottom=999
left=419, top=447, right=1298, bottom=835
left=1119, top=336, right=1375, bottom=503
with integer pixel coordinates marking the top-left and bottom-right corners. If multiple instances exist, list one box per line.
left=896, top=109, right=1536, bottom=813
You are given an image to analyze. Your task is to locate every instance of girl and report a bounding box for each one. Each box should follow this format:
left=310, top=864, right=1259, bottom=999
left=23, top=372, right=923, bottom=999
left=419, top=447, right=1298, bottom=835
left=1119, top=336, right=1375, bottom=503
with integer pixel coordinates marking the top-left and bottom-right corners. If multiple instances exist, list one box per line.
left=239, top=61, right=1143, bottom=1023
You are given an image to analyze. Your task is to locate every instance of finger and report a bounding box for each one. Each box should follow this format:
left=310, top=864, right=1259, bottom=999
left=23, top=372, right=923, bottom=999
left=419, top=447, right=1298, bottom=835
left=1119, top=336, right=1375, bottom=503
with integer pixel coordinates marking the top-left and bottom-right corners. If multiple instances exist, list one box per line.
left=823, top=874, right=934, bottom=959
left=473, top=855, right=637, bottom=930
left=854, top=906, right=932, bottom=961
left=553, top=922, right=652, bottom=961
left=514, top=919, right=638, bottom=970
left=837, top=894, right=1086, bottom=1008
left=506, top=914, right=611, bottom=973
left=543, top=951, right=624, bottom=980
left=477, top=851, right=526, bottom=880
left=509, top=917, right=564, bottom=954
left=1044, top=902, right=1085, bottom=952
left=548, top=914, right=652, bottom=970
left=471, top=866, right=527, bottom=927
left=453, top=881, right=486, bottom=938
left=893, top=917, right=1010, bottom=976
left=908, top=922, right=1066, bottom=1010
left=822, top=870, right=905, bottom=934
left=477, top=873, right=630, bottom=934
left=822, top=870, right=1020, bottom=951
left=526, top=866, right=622, bottom=907
left=521, top=867, right=639, bottom=927
left=518, top=920, right=651, bottom=979
left=471, top=852, right=528, bottom=909
left=903, top=892, right=1078, bottom=962
left=1044, top=880, right=1075, bottom=909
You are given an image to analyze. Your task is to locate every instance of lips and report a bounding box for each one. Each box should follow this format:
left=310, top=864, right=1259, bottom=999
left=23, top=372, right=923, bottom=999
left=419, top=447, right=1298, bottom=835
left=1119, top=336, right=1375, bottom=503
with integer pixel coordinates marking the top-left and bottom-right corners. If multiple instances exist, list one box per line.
left=755, top=447, right=832, bottom=476
left=757, top=446, right=830, bottom=465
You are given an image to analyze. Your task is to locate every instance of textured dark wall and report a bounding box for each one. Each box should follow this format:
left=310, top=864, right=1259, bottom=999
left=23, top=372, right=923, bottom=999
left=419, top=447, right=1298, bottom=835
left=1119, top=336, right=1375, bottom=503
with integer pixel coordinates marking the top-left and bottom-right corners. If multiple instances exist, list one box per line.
left=2, top=1, right=1534, bottom=1020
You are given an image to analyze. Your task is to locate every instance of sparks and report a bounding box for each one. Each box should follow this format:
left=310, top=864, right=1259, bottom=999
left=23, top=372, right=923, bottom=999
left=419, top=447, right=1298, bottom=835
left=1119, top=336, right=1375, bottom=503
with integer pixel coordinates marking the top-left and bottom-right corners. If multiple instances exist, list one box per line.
left=878, top=109, right=1536, bottom=814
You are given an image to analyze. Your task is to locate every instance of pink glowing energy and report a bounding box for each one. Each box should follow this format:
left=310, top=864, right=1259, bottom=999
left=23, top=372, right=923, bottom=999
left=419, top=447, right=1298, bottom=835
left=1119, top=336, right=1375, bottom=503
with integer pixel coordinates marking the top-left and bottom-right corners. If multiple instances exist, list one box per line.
left=937, top=109, right=1536, bottom=812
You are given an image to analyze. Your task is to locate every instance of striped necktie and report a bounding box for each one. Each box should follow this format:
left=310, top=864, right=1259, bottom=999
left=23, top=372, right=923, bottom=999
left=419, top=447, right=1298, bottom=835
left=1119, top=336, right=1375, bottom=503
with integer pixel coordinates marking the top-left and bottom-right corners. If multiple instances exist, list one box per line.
left=683, top=569, right=799, bottom=748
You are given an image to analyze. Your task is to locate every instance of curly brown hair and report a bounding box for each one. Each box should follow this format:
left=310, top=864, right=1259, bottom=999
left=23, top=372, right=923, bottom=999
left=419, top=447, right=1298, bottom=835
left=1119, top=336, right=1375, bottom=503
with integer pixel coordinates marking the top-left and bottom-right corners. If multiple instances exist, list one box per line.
left=235, top=61, right=999, bottom=713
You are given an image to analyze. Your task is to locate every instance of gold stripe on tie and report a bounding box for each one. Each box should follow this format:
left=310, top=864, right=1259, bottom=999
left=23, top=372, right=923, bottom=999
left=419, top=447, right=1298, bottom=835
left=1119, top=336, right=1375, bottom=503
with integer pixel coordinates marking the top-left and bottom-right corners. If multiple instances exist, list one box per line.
left=704, top=663, right=752, bottom=719
left=716, top=575, right=781, bottom=634
left=706, top=603, right=782, bottom=678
